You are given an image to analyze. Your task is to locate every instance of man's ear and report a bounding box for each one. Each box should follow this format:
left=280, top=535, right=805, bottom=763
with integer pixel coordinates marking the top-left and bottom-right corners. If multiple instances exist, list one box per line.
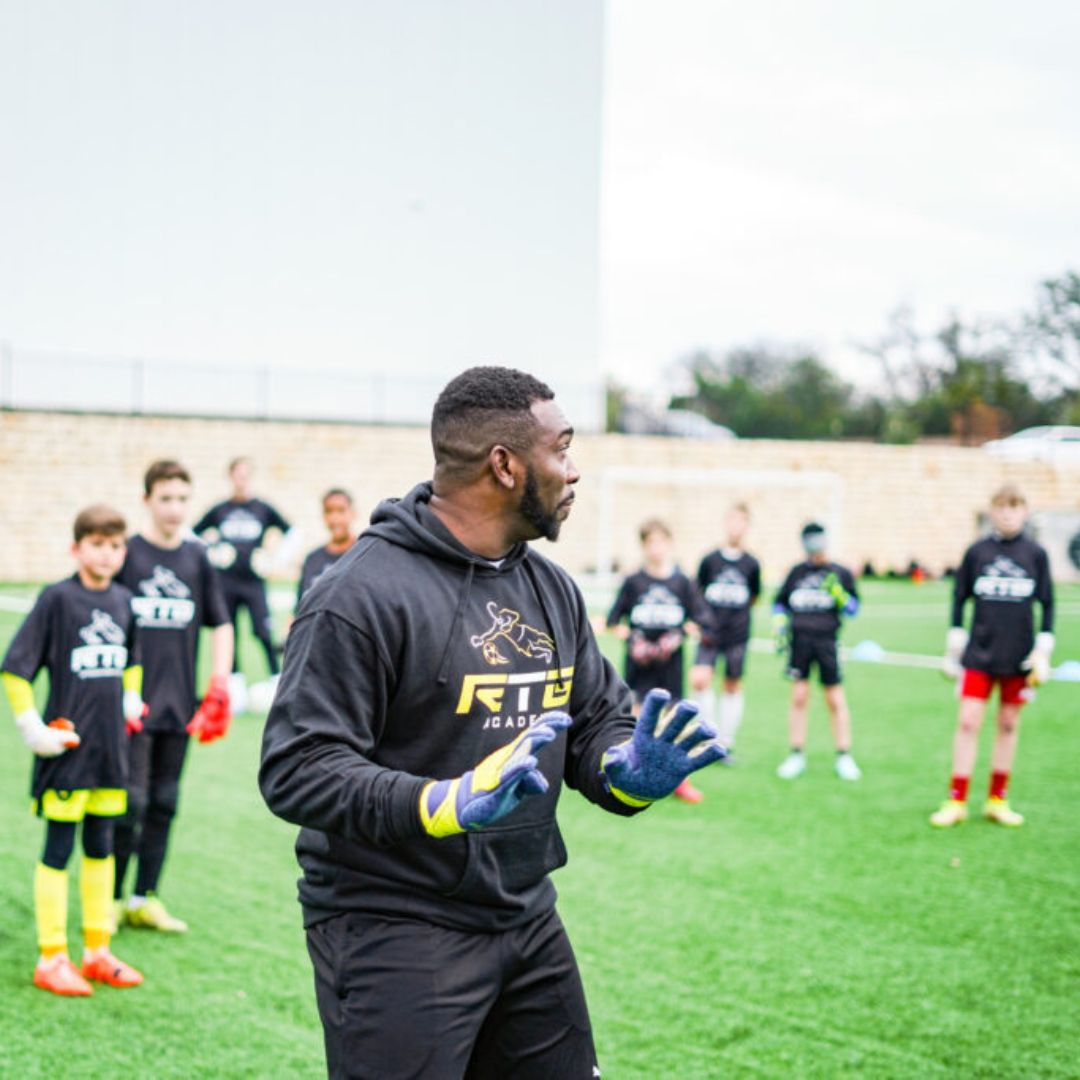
left=489, top=444, right=520, bottom=491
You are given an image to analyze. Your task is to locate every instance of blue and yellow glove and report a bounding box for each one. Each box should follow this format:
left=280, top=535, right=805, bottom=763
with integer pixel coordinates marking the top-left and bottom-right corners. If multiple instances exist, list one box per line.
left=419, top=711, right=571, bottom=838
left=601, top=689, right=726, bottom=807
left=772, top=610, right=791, bottom=654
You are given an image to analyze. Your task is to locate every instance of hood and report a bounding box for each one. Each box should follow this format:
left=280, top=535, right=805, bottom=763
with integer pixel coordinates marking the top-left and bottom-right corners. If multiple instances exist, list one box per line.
left=366, top=482, right=554, bottom=686
left=366, top=481, right=530, bottom=575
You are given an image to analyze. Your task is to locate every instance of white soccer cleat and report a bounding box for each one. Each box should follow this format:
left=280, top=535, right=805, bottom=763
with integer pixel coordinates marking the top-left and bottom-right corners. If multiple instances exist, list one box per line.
left=776, top=751, right=806, bottom=780
left=983, top=798, right=1024, bottom=827
left=834, top=752, right=862, bottom=781
left=247, top=674, right=281, bottom=714
left=227, top=673, right=249, bottom=714
left=929, top=799, right=969, bottom=828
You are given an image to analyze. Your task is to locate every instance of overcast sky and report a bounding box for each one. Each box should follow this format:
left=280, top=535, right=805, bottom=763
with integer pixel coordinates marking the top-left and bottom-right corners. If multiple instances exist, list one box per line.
left=601, top=0, right=1080, bottom=390
left=2, top=1, right=1078, bottom=406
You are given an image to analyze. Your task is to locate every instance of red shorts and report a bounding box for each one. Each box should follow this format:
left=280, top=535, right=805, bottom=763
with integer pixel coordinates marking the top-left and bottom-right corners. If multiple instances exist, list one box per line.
left=960, top=669, right=1033, bottom=706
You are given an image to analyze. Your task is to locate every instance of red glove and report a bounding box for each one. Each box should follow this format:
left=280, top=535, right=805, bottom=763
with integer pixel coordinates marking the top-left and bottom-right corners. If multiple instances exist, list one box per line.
left=654, top=630, right=685, bottom=662
left=629, top=632, right=659, bottom=666
left=187, top=675, right=232, bottom=744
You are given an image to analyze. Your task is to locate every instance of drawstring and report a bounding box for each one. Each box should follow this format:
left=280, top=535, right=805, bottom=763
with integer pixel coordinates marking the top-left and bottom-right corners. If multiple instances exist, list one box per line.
left=436, top=560, right=476, bottom=686
left=523, top=555, right=567, bottom=693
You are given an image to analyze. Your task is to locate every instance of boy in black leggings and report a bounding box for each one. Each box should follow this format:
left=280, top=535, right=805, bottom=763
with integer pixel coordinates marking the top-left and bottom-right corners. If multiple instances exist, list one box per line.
left=114, top=460, right=234, bottom=932
left=2, top=505, right=145, bottom=995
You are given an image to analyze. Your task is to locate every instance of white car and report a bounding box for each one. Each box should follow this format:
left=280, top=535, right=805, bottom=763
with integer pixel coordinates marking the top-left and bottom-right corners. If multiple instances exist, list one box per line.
left=983, top=426, right=1080, bottom=465
left=660, top=409, right=736, bottom=440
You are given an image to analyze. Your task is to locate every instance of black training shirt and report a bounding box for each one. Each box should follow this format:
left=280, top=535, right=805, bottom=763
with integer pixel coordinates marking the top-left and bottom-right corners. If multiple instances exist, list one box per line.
left=118, top=535, right=230, bottom=732
left=952, top=532, right=1054, bottom=675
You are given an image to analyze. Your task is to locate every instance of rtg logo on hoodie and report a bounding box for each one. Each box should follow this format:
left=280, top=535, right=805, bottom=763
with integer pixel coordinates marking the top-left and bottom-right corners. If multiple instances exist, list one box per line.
left=456, top=601, right=573, bottom=730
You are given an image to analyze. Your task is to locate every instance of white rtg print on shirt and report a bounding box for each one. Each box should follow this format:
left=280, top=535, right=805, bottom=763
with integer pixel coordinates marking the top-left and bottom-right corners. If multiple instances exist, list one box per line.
left=71, top=609, right=128, bottom=679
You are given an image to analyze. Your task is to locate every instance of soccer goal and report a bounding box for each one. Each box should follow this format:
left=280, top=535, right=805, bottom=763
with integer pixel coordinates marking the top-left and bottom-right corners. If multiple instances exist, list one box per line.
left=585, top=464, right=846, bottom=603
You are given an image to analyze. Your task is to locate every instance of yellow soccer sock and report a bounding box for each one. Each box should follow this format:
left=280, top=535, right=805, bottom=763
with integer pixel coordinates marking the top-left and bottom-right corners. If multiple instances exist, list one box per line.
left=34, top=863, right=68, bottom=957
left=80, top=856, right=115, bottom=951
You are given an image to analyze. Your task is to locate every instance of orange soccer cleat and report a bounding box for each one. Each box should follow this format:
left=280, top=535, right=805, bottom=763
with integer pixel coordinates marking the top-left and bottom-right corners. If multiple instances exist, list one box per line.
left=81, top=947, right=144, bottom=988
left=34, top=953, right=94, bottom=997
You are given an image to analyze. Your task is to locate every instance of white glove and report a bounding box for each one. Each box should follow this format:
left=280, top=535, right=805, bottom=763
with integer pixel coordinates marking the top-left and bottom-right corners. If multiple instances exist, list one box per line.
left=1021, top=632, right=1055, bottom=686
left=15, top=710, right=80, bottom=757
left=942, top=627, right=968, bottom=680
left=123, top=690, right=146, bottom=733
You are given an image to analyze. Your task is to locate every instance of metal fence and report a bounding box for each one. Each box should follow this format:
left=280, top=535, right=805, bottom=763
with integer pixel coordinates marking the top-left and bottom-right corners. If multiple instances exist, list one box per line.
left=0, top=343, right=604, bottom=428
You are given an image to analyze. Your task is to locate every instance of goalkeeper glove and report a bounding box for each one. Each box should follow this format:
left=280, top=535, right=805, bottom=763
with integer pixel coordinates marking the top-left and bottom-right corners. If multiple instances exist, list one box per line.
left=772, top=611, right=791, bottom=654
left=123, top=690, right=147, bottom=735
left=187, top=675, right=232, bottom=744
left=601, top=689, right=726, bottom=807
left=822, top=571, right=851, bottom=611
left=942, top=627, right=968, bottom=680
left=1021, top=632, right=1055, bottom=687
left=16, top=712, right=80, bottom=757
left=419, top=711, right=571, bottom=838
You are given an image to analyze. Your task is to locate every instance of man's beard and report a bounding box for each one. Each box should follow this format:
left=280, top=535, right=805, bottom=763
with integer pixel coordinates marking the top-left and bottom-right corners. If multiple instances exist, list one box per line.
left=520, top=468, right=563, bottom=542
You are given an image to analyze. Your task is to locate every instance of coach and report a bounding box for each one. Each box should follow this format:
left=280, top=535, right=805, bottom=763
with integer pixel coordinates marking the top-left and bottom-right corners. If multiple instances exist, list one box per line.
left=259, top=366, right=723, bottom=1079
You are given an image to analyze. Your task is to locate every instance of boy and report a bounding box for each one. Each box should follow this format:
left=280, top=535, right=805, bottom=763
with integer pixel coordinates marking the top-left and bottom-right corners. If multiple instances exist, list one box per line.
left=605, top=519, right=715, bottom=802
left=773, top=522, right=862, bottom=781
left=930, top=485, right=1054, bottom=828
left=113, top=460, right=234, bottom=932
left=296, top=488, right=359, bottom=606
left=2, top=505, right=145, bottom=995
left=690, top=503, right=761, bottom=759
left=194, top=456, right=295, bottom=710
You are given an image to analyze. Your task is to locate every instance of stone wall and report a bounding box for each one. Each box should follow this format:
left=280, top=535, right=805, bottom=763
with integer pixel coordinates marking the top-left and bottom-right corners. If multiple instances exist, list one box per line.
left=2, top=410, right=1077, bottom=583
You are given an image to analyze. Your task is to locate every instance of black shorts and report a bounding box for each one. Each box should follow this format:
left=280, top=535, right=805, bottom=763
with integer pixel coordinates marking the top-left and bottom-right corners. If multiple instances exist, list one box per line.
left=305, top=907, right=597, bottom=1079
left=787, top=635, right=841, bottom=686
left=220, top=575, right=275, bottom=644
left=694, top=639, right=748, bottom=681
left=624, top=652, right=684, bottom=703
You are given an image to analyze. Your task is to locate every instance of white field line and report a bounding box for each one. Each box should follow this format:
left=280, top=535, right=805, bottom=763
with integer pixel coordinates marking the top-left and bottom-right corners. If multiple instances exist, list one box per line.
left=748, top=636, right=1078, bottom=681
left=0, top=594, right=35, bottom=613
left=855, top=603, right=1080, bottom=619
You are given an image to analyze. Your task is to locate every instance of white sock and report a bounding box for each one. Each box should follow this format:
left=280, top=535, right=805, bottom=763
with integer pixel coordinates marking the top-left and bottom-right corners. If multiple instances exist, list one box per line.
left=718, top=692, right=744, bottom=748
left=127, top=895, right=147, bottom=911
left=694, top=688, right=716, bottom=730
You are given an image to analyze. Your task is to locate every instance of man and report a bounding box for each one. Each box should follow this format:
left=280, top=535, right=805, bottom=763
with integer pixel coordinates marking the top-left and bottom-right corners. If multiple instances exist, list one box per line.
left=773, top=522, right=862, bottom=782
left=194, top=456, right=296, bottom=710
left=930, top=484, right=1054, bottom=828
left=260, top=366, right=724, bottom=1079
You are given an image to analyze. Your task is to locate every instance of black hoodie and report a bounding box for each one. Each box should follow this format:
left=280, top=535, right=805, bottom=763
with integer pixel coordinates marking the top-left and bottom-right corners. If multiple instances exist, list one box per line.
left=259, top=482, right=640, bottom=932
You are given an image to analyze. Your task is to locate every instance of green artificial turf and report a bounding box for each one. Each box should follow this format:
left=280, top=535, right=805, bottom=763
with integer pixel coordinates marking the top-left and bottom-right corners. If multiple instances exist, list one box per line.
left=0, top=580, right=1077, bottom=1078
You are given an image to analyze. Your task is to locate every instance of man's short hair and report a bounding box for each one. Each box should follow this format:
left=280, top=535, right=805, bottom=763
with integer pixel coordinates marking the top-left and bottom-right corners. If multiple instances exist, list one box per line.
left=729, top=502, right=750, bottom=518
left=228, top=456, right=252, bottom=475
left=144, top=459, right=192, bottom=496
left=322, top=487, right=353, bottom=507
left=73, top=504, right=126, bottom=542
left=991, top=484, right=1026, bottom=507
left=431, top=366, right=555, bottom=475
left=639, top=518, right=672, bottom=543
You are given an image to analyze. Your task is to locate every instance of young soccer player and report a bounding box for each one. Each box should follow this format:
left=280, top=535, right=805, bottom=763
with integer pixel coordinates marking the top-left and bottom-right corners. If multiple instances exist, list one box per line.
left=690, top=503, right=761, bottom=760
left=773, top=522, right=862, bottom=781
left=2, top=505, right=145, bottom=995
left=930, top=485, right=1054, bottom=828
left=606, top=519, right=714, bottom=802
left=113, top=460, right=234, bottom=932
left=296, top=488, right=359, bottom=607
left=194, top=456, right=296, bottom=710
